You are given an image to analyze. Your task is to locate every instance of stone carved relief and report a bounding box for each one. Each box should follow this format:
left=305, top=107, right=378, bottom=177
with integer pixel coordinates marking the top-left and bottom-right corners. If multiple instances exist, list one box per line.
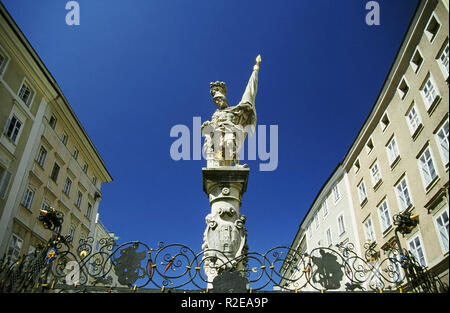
left=202, top=207, right=248, bottom=278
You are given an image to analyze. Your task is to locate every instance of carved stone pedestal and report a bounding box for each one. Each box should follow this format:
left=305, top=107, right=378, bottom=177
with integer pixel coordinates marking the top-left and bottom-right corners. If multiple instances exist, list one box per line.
left=201, top=167, right=249, bottom=288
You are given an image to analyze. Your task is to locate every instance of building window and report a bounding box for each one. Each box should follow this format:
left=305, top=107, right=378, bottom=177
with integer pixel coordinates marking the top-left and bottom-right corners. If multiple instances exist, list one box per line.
left=353, top=159, right=361, bottom=174
left=358, top=180, right=367, bottom=203
left=386, top=137, right=400, bottom=165
left=75, top=191, right=83, bottom=209
left=68, top=225, right=76, bottom=243
left=396, top=177, right=412, bottom=212
left=326, top=228, right=332, bottom=246
left=321, top=200, right=328, bottom=218
left=0, top=167, right=12, bottom=199
left=411, top=48, right=424, bottom=73
left=406, top=104, right=422, bottom=136
left=63, top=177, right=72, bottom=195
left=0, top=48, right=9, bottom=75
left=3, top=115, right=23, bottom=144
left=378, top=200, right=392, bottom=232
left=434, top=208, right=449, bottom=253
left=408, top=235, right=426, bottom=267
left=41, top=200, right=51, bottom=211
left=21, top=186, right=35, bottom=210
left=421, top=75, right=439, bottom=110
left=36, top=146, right=47, bottom=167
left=366, top=138, right=374, bottom=154
left=61, top=132, right=68, bottom=146
left=73, top=148, right=79, bottom=160
left=435, top=119, right=449, bottom=165
left=332, top=184, right=341, bottom=203
left=86, top=203, right=93, bottom=219
left=314, top=212, right=320, bottom=229
left=50, top=163, right=60, bottom=182
left=7, top=234, right=23, bottom=261
left=18, top=81, right=33, bottom=107
left=49, top=115, right=57, bottom=129
left=397, top=78, right=409, bottom=100
left=83, top=163, right=88, bottom=174
left=424, top=14, right=440, bottom=42
left=370, top=162, right=382, bottom=187
left=92, top=176, right=97, bottom=186
left=438, top=42, right=449, bottom=78
left=418, top=147, right=438, bottom=188
left=364, top=218, right=376, bottom=243
left=337, top=214, right=345, bottom=236
left=308, top=223, right=312, bottom=239
left=380, top=113, right=390, bottom=132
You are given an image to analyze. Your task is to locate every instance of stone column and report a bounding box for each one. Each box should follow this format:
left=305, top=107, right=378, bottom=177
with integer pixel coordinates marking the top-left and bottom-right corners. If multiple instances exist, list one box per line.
left=201, top=166, right=249, bottom=288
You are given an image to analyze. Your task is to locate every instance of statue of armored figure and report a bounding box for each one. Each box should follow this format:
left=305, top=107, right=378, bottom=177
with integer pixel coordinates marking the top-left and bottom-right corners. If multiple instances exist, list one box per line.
left=201, top=55, right=260, bottom=167
left=201, top=56, right=261, bottom=288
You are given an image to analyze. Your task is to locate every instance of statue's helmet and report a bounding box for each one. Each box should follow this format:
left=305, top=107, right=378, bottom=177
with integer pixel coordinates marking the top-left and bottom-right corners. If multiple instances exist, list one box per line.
left=210, top=81, right=227, bottom=98
left=210, top=81, right=229, bottom=109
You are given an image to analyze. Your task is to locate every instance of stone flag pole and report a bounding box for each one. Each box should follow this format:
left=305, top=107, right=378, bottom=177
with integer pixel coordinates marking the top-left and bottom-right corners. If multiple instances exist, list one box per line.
left=201, top=55, right=261, bottom=287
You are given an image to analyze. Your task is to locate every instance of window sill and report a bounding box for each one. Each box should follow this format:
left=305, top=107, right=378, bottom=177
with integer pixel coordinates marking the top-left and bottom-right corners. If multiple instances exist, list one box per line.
left=425, top=176, right=441, bottom=195
left=20, top=203, right=33, bottom=212
left=400, top=204, right=414, bottom=214
left=382, top=225, right=394, bottom=238
left=390, top=155, right=401, bottom=170
left=373, top=179, right=383, bottom=191
left=427, top=96, right=441, bottom=117
left=0, top=134, right=17, bottom=155
left=411, top=124, right=423, bottom=141
left=360, top=197, right=368, bottom=208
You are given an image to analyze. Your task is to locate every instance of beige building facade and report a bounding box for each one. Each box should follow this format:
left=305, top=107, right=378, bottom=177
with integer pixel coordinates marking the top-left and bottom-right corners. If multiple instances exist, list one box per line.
left=280, top=165, right=363, bottom=291
left=343, top=0, right=448, bottom=286
left=283, top=0, right=448, bottom=291
left=0, top=2, right=113, bottom=261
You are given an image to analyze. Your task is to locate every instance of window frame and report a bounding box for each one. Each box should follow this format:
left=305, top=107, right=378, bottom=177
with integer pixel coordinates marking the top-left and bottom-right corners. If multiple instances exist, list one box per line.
left=395, top=176, right=413, bottom=212
left=424, top=12, right=441, bottom=43
left=3, top=114, right=24, bottom=144
left=417, top=146, right=439, bottom=189
left=377, top=199, right=392, bottom=233
left=337, top=213, right=346, bottom=236
left=434, top=118, right=449, bottom=166
left=86, top=202, right=93, bottom=219
left=420, top=74, right=440, bottom=111
left=17, top=79, right=35, bottom=107
left=386, top=136, right=400, bottom=166
left=50, top=162, right=61, bottom=183
left=364, top=217, right=376, bottom=243
left=437, top=39, right=449, bottom=79
left=21, top=186, right=35, bottom=210
left=63, top=176, right=72, bottom=196
left=7, top=233, right=23, bottom=261
left=405, top=102, right=423, bottom=137
left=433, top=205, right=449, bottom=254
left=332, top=183, right=341, bottom=204
left=407, top=233, right=427, bottom=267
left=357, top=179, right=367, bottom=204
left=326, top=227, right=332, bottom=247
left=370, top=161, right=382, bottom=187
left=0, top=44, right=10, bottom=77
left=36, top=145, right=48, bottom=167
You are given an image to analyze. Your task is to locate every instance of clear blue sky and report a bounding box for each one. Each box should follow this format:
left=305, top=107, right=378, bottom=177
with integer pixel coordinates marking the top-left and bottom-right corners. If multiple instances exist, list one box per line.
left=3, top=0, right=419, bottom=254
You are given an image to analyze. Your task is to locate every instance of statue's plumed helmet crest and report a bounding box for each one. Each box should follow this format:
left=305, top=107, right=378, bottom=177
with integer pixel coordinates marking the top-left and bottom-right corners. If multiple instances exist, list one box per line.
left=210, top=81, right=227, bottom=97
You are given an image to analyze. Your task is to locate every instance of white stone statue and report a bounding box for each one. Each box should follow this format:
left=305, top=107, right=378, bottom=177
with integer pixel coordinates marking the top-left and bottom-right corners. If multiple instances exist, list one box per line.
left=201, top=55, right=260, bottom=167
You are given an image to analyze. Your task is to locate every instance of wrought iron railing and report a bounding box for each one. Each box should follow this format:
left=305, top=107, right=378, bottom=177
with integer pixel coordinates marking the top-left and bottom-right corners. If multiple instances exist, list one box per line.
left=0, top=209, right=447, bottom=293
